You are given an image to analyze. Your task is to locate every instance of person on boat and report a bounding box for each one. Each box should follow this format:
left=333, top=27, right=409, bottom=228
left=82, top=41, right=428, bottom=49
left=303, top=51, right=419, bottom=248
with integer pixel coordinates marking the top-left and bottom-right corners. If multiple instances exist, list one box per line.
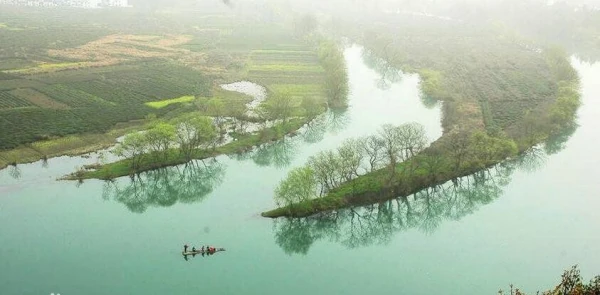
left=192, top=247, right=196, bottom=252
left=201, top=246, right=204, bottom=252
left=184, top=244, right=189, bottom=253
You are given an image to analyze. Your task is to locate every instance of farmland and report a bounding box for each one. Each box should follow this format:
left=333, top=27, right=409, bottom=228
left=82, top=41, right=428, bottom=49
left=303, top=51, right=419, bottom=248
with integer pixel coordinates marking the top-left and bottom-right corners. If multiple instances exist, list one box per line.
left=0, top=7, right=332, bottom=169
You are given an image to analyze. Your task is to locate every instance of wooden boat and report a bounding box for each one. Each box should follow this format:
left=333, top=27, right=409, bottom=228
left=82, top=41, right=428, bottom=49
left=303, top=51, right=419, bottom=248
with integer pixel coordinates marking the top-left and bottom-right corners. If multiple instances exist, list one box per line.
left=182, top=248, right=225, bottom=255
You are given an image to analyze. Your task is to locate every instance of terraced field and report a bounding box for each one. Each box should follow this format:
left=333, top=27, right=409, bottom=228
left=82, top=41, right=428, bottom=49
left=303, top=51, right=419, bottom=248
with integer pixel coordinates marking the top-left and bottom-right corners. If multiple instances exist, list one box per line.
left=247, top=49, right=327, bottom=102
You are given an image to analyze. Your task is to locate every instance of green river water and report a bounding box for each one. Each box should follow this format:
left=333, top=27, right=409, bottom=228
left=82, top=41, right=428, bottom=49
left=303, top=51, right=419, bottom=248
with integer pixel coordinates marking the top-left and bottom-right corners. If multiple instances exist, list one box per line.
left=1, top=46, right=599, bottom=295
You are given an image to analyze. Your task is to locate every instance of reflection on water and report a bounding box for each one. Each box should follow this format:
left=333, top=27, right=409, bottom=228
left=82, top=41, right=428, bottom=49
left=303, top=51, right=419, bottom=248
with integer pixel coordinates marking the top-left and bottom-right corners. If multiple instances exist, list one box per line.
left=273, top=150, right=540, bottom=255
left=544, top=121, right=578, bottom=155
left=361, top=48, right=439, bottom=109
left=228, top=108, right=351, bottom=168
left=7, top=165, right=21, bottom=179
left=101, top=159, right=225, bottom=213
left=361, top=47, right=403, bottom=91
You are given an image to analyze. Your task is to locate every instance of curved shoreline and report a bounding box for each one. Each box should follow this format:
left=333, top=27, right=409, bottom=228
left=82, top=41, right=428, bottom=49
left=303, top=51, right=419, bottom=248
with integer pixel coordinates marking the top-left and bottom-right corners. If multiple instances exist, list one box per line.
left=261, top=37, right=582, bottom=218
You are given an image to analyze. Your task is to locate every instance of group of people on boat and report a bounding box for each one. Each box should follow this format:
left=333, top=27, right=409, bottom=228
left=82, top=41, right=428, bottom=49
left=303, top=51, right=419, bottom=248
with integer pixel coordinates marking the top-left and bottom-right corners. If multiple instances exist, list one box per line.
left=183, top=244, right=216, bottom=254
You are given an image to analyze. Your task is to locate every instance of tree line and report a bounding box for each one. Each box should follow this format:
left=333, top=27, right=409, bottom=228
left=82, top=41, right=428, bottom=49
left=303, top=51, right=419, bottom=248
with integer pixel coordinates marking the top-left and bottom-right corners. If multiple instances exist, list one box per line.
left=274, top=122, right=429, bottom=207
left=273, top=123, right=519, bottom=210
left=113, top=113, right=217, bottom=170
left=317, top=40, right=349, bottom=108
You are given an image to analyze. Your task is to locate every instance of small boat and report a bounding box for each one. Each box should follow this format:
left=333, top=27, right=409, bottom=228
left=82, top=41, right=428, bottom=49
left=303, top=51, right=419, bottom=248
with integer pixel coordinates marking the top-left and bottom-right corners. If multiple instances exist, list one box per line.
left=182, top=248, right=226, bottom=255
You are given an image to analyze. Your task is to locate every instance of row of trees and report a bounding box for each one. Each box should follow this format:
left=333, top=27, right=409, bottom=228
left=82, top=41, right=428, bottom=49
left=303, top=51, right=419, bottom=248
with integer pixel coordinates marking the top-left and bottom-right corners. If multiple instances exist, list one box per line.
left=113, top=114, right=217, bottom=169
left=274, top=123, right=520, bottom=209
left=274, top=123, right=429, bottom=207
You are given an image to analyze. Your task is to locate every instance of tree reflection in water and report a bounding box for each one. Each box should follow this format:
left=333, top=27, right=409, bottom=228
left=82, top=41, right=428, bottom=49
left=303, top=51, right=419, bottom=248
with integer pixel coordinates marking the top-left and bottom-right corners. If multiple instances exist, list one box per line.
left=102, top=158, right=225, bottom=213
left=273, top=154, right=529, bottom=255
left=361, top=47, right=403, bottom=91
left=228, top=108, right=350, bottom=169
left=251, top=139, right=297, bottom=169
left=361, top=47, right=439, bottom=109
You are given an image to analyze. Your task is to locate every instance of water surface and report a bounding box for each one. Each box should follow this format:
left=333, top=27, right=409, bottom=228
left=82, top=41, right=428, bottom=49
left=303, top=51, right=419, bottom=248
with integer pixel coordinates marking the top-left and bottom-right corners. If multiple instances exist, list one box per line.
left=1, top=47, right=598, bottom=295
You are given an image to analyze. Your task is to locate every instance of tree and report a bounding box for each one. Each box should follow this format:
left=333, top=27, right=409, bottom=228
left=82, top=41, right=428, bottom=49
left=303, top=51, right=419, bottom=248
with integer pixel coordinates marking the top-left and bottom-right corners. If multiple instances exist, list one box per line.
left=359, top=135, right=385, bottom=172
left=445, top=127, right=472, bottom=171
left=206, top=98, right=226, bottom=135
left=337, top=138, right=364, bottom=181
left=274, top=166, right=317, bottom=208
left=398, top=122, right=428, bottom=159
left=301, top=95, right=323, bottom=121
left=145, top=122, right=176, bottom=160
left=113, top=132, right=148, bottom=169
left=226, top=102, right=248, bottom=134
left=173, top=114, right=217, bottom=161
left=294, top=13, right=318, bottom=37
left=379, top=124, right=404, bottom=181
left=308, top=150, right=342, bottom=196
left=260, top=89, right=295, bottom=125
left=318, top=40, right=349, bottom=108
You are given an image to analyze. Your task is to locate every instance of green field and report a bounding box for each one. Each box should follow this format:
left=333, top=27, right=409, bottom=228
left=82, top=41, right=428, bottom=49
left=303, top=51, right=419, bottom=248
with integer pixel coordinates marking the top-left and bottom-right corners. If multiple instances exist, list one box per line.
left=0, top=8, right=333, bottom=166
left=146, top=96, right=196, bottom=108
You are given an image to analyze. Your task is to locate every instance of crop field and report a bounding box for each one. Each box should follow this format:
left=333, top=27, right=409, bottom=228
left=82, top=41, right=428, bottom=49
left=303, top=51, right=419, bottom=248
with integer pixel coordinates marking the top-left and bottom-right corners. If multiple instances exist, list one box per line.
left=10, top=88, right=70, bottom=109
left=246, top=49, right=327, bottom=103
left=0, top=8, right=334, bottom=158
left=0, top=91, right=34, bottom=109
left=35, top=84, right=115, bottom=108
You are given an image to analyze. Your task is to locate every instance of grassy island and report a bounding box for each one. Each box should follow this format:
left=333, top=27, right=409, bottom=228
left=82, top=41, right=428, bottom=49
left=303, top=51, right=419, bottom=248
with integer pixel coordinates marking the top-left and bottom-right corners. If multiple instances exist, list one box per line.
left=263, top=17, right=581, bottom=218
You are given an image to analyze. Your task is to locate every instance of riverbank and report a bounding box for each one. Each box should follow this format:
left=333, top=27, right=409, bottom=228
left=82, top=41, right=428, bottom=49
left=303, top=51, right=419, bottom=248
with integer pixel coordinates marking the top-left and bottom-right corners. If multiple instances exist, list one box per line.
left=61, top=117, right=309, bottom=180
left=0, top=119, right=147, bottom=170
left=262, top=133, right=520, bottom=218
left=262, top=20, right=581, bottom=218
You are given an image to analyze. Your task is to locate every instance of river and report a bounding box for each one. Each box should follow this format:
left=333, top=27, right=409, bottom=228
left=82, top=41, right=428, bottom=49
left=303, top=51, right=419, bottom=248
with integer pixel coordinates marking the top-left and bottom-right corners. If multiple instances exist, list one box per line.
left=0, top=46, right=598, bottom=295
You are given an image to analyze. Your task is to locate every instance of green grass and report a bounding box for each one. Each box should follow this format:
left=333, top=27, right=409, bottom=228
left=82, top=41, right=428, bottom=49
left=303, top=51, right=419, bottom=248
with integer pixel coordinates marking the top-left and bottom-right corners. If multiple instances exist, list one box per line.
left=145, top=96, right=196, bottom=108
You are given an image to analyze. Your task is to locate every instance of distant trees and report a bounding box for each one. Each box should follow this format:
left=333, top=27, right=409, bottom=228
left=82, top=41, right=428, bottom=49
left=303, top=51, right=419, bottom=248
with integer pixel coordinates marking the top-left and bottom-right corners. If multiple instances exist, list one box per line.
left=318, top=40, right=349, bottom=108
left=294, top=14, right=318, bottom=38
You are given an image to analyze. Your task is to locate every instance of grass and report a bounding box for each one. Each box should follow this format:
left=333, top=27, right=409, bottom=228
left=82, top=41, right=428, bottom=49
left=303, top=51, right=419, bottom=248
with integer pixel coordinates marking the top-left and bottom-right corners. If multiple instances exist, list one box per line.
left=145, top=96, right=196, bottom=109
